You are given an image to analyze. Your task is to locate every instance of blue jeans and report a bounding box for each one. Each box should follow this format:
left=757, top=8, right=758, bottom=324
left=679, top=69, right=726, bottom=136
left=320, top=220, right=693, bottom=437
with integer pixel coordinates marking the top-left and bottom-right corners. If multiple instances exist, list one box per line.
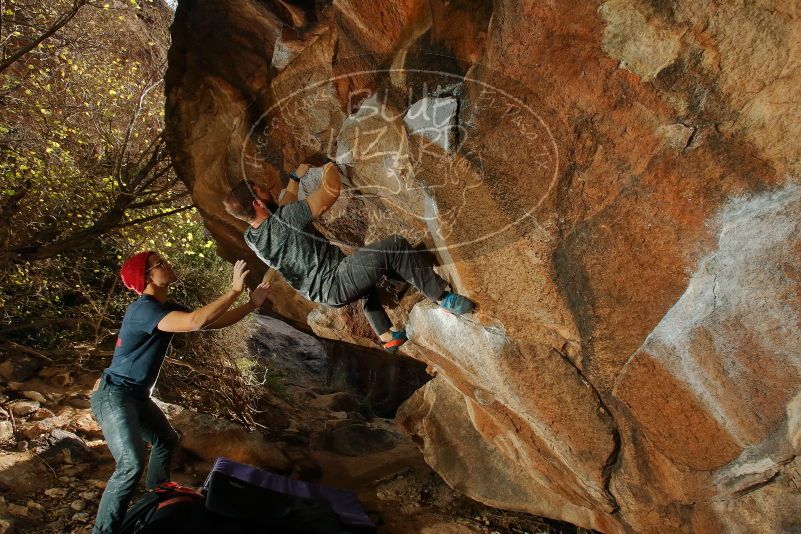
left=90, top=382, right=179, bottom=534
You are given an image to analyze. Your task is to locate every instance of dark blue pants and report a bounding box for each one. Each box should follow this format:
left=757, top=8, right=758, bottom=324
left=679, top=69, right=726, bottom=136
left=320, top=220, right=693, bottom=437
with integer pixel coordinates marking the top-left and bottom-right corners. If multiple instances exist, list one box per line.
left=325, top=234, right=449, bottom=336
left=90, top=383, right=179, bottom=534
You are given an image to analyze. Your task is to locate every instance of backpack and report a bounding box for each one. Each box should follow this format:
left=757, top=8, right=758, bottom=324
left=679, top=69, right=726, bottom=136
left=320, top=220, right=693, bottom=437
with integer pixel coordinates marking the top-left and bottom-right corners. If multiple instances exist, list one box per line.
left=205, top=469, right=343, bottom=533
left=118, top=481, right=275, bottom=534
left=203, top=457, right=376, bottom=533
left=118, top=482, right=211, bottom=534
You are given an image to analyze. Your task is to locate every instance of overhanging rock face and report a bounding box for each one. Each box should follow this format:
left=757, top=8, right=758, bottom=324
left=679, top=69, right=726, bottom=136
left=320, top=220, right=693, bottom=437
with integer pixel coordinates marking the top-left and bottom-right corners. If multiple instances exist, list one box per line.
left=165, top=0, right=801, bottom=531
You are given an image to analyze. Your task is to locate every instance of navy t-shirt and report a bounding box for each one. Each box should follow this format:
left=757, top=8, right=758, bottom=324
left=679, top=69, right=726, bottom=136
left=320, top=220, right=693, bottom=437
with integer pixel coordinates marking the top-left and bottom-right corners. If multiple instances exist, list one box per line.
left=102, top=295, right=188, bottom=399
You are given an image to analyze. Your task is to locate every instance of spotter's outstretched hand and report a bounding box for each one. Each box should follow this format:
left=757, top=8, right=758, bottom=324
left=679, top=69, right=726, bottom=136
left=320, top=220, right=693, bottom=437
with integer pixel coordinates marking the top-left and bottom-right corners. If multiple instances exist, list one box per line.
left=249, top=281, right=272, bottom=308
left=231, top=260, right=250, bottom=293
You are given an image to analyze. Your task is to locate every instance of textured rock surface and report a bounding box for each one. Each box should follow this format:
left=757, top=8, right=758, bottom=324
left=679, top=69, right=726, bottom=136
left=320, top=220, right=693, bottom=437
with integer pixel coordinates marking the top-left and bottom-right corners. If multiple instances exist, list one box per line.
left=165, top=0, right=801, bottom=531
left=154, top=400, right=291, bottom=471
left=251, top=314, right=430, bottom=417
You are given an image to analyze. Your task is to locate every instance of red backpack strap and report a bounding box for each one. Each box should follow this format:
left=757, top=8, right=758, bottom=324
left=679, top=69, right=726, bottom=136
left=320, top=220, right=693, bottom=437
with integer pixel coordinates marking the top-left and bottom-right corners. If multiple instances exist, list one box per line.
left=154, top=481, right=203, bottom=499
left=157, top=495, right=199, bottom=510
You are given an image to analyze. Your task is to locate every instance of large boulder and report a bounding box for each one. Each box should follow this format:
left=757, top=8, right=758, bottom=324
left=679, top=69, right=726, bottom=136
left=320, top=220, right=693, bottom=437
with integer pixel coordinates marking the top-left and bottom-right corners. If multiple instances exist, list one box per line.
left=165, top=0, right=801, bottom=531
left=154, top=400, right=290, bottom=472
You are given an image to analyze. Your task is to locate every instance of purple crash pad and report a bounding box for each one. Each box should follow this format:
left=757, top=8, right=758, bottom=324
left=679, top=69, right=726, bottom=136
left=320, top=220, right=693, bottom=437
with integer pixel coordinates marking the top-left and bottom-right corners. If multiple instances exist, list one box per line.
left=202, top=457, right=375, bottom=530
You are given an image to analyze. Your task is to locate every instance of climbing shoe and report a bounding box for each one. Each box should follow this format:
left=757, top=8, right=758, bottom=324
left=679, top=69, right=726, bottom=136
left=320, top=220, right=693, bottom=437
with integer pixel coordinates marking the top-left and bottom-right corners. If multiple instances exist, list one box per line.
left=383, top=330, right=408, bottom=353
left=439, top=291, right=475, bottom=315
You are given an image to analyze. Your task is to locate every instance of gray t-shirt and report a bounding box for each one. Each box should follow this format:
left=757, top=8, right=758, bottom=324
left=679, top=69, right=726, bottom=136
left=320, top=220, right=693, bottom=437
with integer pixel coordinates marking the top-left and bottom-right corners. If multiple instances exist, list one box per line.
left=244, top=200, right=345, bottom=302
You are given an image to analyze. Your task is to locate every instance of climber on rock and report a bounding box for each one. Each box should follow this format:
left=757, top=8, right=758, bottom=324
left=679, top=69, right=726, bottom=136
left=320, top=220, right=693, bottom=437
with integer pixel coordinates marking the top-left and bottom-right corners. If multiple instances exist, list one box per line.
left=223, top=161, right=475, bottom=352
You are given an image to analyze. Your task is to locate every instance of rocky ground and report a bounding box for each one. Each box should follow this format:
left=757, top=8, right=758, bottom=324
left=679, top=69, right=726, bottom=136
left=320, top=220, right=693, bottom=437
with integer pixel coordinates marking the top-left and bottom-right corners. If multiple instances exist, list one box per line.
left=0, top=316, right=583, bottom=534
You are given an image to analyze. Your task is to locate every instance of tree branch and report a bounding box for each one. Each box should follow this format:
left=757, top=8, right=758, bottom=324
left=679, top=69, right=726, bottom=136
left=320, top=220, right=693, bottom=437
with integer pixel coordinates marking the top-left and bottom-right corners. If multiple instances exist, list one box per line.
left=0, top=0, right=89, bottom=74
left=0, top=179, right=32, bottom=248
left=3, top=204, right=194, bottom=262
left=112, top=204, right=194, bottom=230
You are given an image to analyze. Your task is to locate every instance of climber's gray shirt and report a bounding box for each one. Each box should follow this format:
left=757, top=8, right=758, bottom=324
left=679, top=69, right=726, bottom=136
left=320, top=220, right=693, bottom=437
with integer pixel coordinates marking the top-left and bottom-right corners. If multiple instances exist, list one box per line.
left=244, top=199, right=345, bottom=303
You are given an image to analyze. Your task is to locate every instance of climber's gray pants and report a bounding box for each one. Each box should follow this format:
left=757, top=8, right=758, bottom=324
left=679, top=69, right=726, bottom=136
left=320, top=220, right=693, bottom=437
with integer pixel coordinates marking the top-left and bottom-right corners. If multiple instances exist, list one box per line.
left=324, top=235, right=449, bottom=336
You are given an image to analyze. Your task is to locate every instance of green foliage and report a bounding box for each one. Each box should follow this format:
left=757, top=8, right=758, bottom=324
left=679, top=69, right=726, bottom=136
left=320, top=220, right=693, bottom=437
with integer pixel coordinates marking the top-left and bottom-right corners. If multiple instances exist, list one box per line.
left=0, top=0, right=263, bottom=426
left=1, top=1, right=180, bottom=255
left=0, top=1, right=230, bottom=364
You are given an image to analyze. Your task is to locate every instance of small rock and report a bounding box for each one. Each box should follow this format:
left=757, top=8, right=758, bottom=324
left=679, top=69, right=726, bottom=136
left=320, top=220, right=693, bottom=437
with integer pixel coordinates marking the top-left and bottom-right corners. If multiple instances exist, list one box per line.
left=0, top=355, right=42, bottom=382
left=20, top=416, right=70, bottom=440
left=88, top=479, right=106, bottom=490
left=35, top=429, right=93, bottom=465
left=0, top=421, right=13, bottom=444
left=25, top=501, right=42, bottom=512
left=5, top=504, right=27, bottom=518
left=71, top=414, right=101, bottom=438
left=37, top=367, right=61, bottom=378
left=5, top=383, right=22, bottom=392
left=79, top=491, right=98, bottom=501
left=70, top=500, right=85, bottom=512
left=65, top=396, right=90, bottom=409
left=0, top=517, right=11, bottom=534
left=44, top=392, right=63, bottom=404
left=71, top=512, right=90, bottom=522
left=15, top=441, right=27, bottom=452
left=10, top=401, right=39, bottom=417
left=22, top=391, right=47, bottom=404
left=58, top=476, right=71, bottom=484
left=61, top=463, right=90, bottom=476
left=18, top=424, right=44, bottom=441
left=40, top=369, right=72, bottom=388
left=44, top=488, right=68, bottom=499
left=284, top=449, right=321, bottom=480
left=29, top=408, right=54, bottom=422
left=0, top=407, right=9, bottom=421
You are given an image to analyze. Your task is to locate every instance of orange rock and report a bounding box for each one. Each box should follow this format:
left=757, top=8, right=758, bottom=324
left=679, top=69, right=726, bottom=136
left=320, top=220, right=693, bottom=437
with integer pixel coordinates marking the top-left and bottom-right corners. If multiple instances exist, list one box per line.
left=164, top=0, right=801, bottom=530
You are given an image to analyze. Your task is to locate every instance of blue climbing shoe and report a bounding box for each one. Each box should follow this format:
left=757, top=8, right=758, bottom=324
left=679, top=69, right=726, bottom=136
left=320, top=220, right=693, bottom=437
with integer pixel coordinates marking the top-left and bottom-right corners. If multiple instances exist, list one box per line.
left=383, top=330, right=408, bottom=353
left=439, top=291, right=475, bottom=315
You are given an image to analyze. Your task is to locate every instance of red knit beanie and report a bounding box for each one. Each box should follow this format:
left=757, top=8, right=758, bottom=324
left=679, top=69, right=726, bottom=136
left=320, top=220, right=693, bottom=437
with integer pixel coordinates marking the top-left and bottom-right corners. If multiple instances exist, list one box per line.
left=120, top=251, right=153, bottom=294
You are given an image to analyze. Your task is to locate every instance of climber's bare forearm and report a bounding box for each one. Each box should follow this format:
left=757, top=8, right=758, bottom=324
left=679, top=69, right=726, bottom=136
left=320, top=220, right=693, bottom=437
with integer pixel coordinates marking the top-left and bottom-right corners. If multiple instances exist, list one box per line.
left=278, top=167, right=303, bottom=206
left=279, top=188, right=298, bottom=206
